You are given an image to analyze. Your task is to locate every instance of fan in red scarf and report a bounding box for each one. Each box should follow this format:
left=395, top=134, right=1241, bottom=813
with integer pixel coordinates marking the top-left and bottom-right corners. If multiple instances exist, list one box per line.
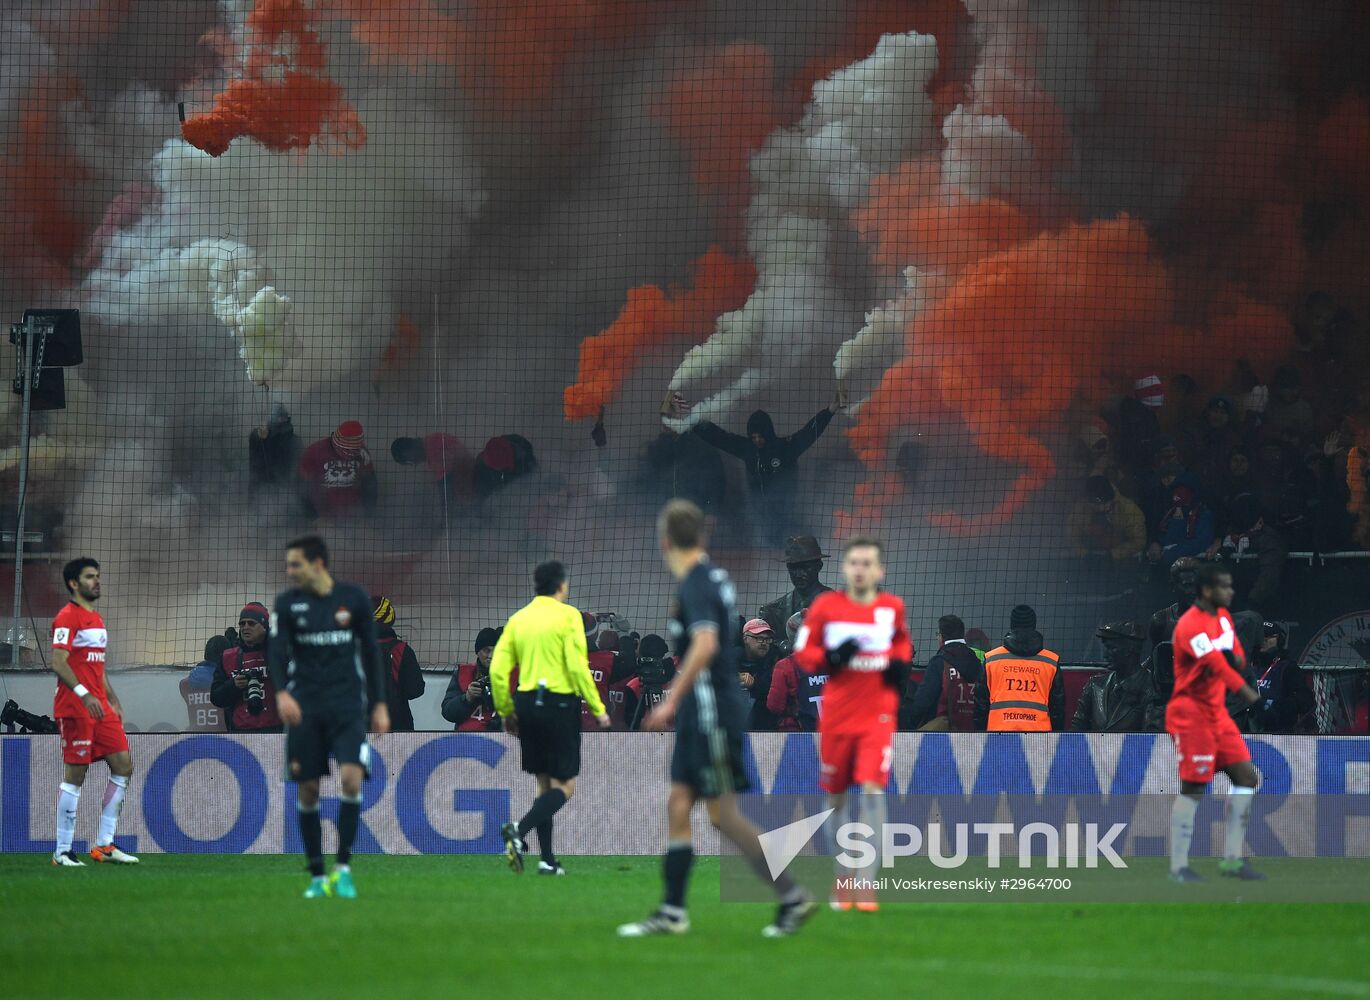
left=793, top=536, right=912, bottom=912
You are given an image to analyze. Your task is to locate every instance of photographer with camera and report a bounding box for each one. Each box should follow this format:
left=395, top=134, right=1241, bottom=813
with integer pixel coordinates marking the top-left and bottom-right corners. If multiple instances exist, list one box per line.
left=211, top=603, right=283, bottom=733
left=623, top=634, right=675, bottom=731
left=442, top=627, right=504, bottom=732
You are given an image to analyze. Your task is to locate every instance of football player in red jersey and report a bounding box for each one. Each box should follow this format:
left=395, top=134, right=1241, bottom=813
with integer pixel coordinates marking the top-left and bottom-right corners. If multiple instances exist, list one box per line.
left=49, top=557, right=138, bottom=866
left=1166, top=561, right=1262, bottom=882
left=793, top=536, right=912, bottom=911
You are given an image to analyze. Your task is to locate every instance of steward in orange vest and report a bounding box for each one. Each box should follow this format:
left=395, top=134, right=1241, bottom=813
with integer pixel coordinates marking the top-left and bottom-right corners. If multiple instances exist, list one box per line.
left=974, top=605, right=1065, bottom=731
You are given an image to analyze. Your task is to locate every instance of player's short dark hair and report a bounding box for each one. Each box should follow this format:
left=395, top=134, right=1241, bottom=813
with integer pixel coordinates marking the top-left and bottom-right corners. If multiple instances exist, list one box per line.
left=61, top=557, right=99, bottom=594
left=658, top=499, right=706, bottom=550
left=843, top=535, right=883, bottom=558
left=286, top=535, right=329, bottom=566
left=534, top=560, right=567, bottom=596
left=938, top=614, right=966, bottom=640
left=1194, top=560, right=1230, bottom=597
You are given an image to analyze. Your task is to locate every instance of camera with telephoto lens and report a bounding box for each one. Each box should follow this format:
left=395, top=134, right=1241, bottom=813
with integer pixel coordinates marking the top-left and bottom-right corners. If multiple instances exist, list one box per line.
left=1, top=699, right=59, bottom=734
left=468, top=672, right=495, bottom=704
left=637, top=655, right=672, bottom=686
left=237, top=666, right=269, bottom=715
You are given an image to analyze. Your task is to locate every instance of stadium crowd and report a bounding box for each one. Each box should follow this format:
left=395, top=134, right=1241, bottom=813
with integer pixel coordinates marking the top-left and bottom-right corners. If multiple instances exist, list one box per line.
left=187, top=535, right=1346, bottom=740
left=176, top=306, right=1370, bottom=740
left=1066, top=293, right=1370, bottom=603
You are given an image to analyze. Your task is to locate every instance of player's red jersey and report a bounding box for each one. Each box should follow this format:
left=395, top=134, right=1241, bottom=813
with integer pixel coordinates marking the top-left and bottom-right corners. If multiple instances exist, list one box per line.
left=1170, top=604, right=1247, bottom=717
left=51, top=603, right=110, bottom=717
left=793, top=590, right=912, bottom=735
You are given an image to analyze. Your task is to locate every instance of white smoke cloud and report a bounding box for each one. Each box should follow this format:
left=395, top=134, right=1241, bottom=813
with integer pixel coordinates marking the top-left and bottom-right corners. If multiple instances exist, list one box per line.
left=832, top=266, right=926, bottom=397
left=84, top=92, right=487, bottom=391
left=668, top=31, right=942, bottom=413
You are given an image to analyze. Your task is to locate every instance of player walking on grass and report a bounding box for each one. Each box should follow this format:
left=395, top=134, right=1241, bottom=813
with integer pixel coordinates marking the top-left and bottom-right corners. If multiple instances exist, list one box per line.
left=494, top=560, right=611, bottom=876
left=50, top=558, right=138, bottom=867
left=268, top=536, right=389, bottom=899
left=618, top=501, right=818, bottom=939
left=792, top=537, right=911, bottom=912
left=1167, top=561, right=1264, bottom=882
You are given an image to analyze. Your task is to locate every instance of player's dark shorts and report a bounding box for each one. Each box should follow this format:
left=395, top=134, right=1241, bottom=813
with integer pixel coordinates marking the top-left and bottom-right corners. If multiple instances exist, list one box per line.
left=670, top=687, right=750, bottom=798
left=285, top=703, right=369, bottom=782
left=514, top=689, right=582, bottom=781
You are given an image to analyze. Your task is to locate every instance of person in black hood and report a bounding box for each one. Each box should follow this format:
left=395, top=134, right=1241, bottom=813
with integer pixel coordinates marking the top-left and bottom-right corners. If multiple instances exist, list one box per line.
left=1070, top=621, right=1159, bottom=733
left=248, top=404, right=301, bottom=492
left=664, top=388, right=843, bottom=544
left=974, top=604, right=1065, bottom=730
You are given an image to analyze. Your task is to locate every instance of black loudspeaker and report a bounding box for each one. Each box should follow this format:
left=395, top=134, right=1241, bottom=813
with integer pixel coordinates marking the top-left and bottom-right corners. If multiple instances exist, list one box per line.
left=11, top=309, right=80, bottom=411
left=20, top=309, right=82, bottom=366
left=27, top=366, right=66, bottom=411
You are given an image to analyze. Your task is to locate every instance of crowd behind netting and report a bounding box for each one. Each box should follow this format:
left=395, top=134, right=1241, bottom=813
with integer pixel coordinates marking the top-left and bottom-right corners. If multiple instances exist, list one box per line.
left=106, top=289, right=1365, bottom=740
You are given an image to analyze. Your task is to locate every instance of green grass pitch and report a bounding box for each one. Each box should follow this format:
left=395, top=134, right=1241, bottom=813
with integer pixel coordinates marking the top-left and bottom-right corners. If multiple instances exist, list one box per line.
left=3, top=854, right=1369, bottom=1000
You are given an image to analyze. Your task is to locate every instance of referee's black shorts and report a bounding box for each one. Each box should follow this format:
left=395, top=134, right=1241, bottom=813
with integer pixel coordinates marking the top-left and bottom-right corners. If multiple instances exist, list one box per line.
left=285, top=703, right=370, bottom=782
left=513, top=689, right=582, bottom=781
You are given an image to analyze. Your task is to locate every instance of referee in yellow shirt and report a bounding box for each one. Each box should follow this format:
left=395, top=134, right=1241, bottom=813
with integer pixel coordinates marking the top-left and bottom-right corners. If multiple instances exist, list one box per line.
left=493, top=560, right=609, bottom=875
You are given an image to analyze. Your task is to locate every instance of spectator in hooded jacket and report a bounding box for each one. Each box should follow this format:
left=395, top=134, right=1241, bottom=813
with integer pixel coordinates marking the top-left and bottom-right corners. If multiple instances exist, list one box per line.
left=665, top=388, right=843, bottom=544
left=249, top=404, right=301, bottom=492
left=372, top=597, right=426, bottom=732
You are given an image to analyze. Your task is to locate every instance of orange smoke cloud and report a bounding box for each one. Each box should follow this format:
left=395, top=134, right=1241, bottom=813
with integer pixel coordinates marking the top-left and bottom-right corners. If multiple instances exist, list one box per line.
left=563, top=247, right=757, bottom=421
left=855, top=160, right=1032, bottom=272
left=182, top=0, right=364, bottom=157
left=845, top=216, right=1174, bottom=536
left=654, top=43, right=784, bottom=238
left=0, top=76, right=91, bottom=288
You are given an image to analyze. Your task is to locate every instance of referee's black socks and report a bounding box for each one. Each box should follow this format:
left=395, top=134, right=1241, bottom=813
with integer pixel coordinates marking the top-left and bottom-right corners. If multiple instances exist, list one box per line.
left=536, top=821, right=555, bottom=864
left=517, top=788, right=567, bottom=850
